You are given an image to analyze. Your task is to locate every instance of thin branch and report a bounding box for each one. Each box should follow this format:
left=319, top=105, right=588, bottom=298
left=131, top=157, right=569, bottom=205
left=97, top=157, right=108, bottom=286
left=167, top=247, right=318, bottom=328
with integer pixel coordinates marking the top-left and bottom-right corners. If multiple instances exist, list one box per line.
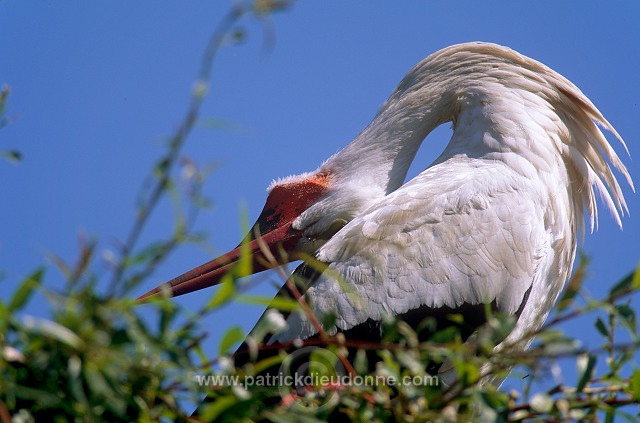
left=109, top=4, right=247, bottom=296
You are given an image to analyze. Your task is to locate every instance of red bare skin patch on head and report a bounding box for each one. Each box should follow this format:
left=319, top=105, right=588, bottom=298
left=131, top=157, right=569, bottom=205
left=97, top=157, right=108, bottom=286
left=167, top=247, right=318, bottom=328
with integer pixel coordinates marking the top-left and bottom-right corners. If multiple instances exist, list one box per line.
left=136, top=173, right=331, bottom=301
left=257, top=172, right=331, bottom=234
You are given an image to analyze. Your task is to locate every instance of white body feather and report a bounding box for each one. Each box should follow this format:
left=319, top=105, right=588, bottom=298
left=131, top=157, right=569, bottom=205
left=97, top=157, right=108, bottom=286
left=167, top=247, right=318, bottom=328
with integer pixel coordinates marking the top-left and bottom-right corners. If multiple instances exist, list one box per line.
left=264, top=43, right=631, bottom=379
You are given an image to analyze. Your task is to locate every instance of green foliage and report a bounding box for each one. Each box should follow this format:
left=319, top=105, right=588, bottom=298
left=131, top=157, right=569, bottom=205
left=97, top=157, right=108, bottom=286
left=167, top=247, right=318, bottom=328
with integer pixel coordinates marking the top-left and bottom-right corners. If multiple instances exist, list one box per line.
left=1, top=2, right=639, bottom=422
left=1, top=286, right=201, bottom=421
left=0, top=85, right=22, bottom=164
left=2, top=250, right=639, bottom=422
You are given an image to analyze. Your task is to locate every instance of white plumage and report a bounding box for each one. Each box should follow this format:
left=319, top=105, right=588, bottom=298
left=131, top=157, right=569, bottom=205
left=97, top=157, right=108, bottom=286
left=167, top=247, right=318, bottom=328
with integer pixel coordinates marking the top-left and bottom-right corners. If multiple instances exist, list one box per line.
left=270, top=43, right=631, bottom=352
left=140, top=42, right=632, bottom=384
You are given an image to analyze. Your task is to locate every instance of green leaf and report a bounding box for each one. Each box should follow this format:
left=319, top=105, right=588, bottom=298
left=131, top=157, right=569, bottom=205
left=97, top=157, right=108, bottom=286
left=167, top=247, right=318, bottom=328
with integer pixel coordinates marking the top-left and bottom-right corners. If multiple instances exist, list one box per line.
left=237, top=295, right=299, bottom=312
left=213, top=210, right=256, bottom=287
left=253, top=353, right=286, bottom=375
left=594, top=317, right=609, bottom=338
left=378, top=349, right=400, bottom=376
left=236, top=211, right=253, bottom=278
left=253, top=0, right=292, bottom=15
left=85, top=365, right=127, bottom=416
left=199, top=395, right=239, bottom=421
left=308, top=347, right=341, bottom=382
left=1, top=149, right=22, bottom=163
left=604, top=408, right=614, bottom=423
left=0, top=303, right=8, bottom=334
left=9, top=382, right=61, bottom=407
left=205, top=275, right=236, bottom=310
left=21, top=315, right=85, bottom=350
left=8, top=267, right=44, bottom=312
left=396, top=320, right=418, bottom=347
left=576, top=354, right=596, bottom=393
left=630, top=369, right=640, bottom=400
left=0, top=85, right=9, bottom=106
left=219, top=325, right=245, bottom=356
left=608, top=266, right=640, bottom=299
left=633, top=262, right=640, bottom=290
left=429, top=326, right=461, bottom=343
left=153, top=157, right=170, bottom=177
left=616, top=304, right=637, bottom=334
left=158, top=300, right=177, bottom=336
left=457, top=360, right=480, bottom=385
left=354, top=348, right=369, bottom=374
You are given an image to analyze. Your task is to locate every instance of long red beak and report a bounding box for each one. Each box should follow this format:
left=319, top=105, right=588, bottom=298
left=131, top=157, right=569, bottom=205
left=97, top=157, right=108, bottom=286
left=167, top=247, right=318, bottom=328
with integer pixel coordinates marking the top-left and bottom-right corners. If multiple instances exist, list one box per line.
left=136, top=174, right=329, bottom=301
left=136, top=222, right=301, bottom=301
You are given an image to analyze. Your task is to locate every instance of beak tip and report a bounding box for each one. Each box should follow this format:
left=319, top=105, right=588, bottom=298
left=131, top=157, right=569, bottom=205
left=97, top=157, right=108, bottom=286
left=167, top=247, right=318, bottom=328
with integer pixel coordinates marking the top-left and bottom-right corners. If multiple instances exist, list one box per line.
left=135, top=292, right=153, bottom=303
left=135, top=285, right=172, bottom=303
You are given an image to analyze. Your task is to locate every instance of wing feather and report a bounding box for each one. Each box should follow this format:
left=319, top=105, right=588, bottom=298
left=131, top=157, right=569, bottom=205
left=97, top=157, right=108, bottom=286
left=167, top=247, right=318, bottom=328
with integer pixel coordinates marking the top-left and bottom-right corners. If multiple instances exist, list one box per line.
left=272, top=158, right=553, bottom=343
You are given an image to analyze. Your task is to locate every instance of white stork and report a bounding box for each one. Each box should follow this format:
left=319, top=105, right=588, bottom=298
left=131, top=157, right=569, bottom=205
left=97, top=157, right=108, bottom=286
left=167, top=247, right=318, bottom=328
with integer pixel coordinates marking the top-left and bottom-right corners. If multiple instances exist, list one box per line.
left=139, top=42, right=632, bottom=385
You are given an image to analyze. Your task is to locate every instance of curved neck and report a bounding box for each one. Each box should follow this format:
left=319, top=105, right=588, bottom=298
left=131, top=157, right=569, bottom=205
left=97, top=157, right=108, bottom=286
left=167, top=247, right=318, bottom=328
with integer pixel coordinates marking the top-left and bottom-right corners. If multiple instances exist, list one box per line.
left=323, top=71, right=454, bottom=197
left=320, top=43, right=629, bottom=231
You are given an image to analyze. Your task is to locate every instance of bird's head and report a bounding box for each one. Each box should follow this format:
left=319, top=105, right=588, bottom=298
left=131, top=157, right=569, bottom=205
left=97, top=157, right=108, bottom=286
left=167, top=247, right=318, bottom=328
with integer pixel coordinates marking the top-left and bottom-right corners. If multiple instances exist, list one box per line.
left=136, top=169, right=367, bottom=301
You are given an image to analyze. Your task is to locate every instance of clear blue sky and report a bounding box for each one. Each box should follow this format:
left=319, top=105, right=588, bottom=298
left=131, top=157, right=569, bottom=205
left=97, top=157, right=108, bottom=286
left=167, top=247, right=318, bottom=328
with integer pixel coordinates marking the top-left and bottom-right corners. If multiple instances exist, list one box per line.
left=1, top=1, right=638, bottom=395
